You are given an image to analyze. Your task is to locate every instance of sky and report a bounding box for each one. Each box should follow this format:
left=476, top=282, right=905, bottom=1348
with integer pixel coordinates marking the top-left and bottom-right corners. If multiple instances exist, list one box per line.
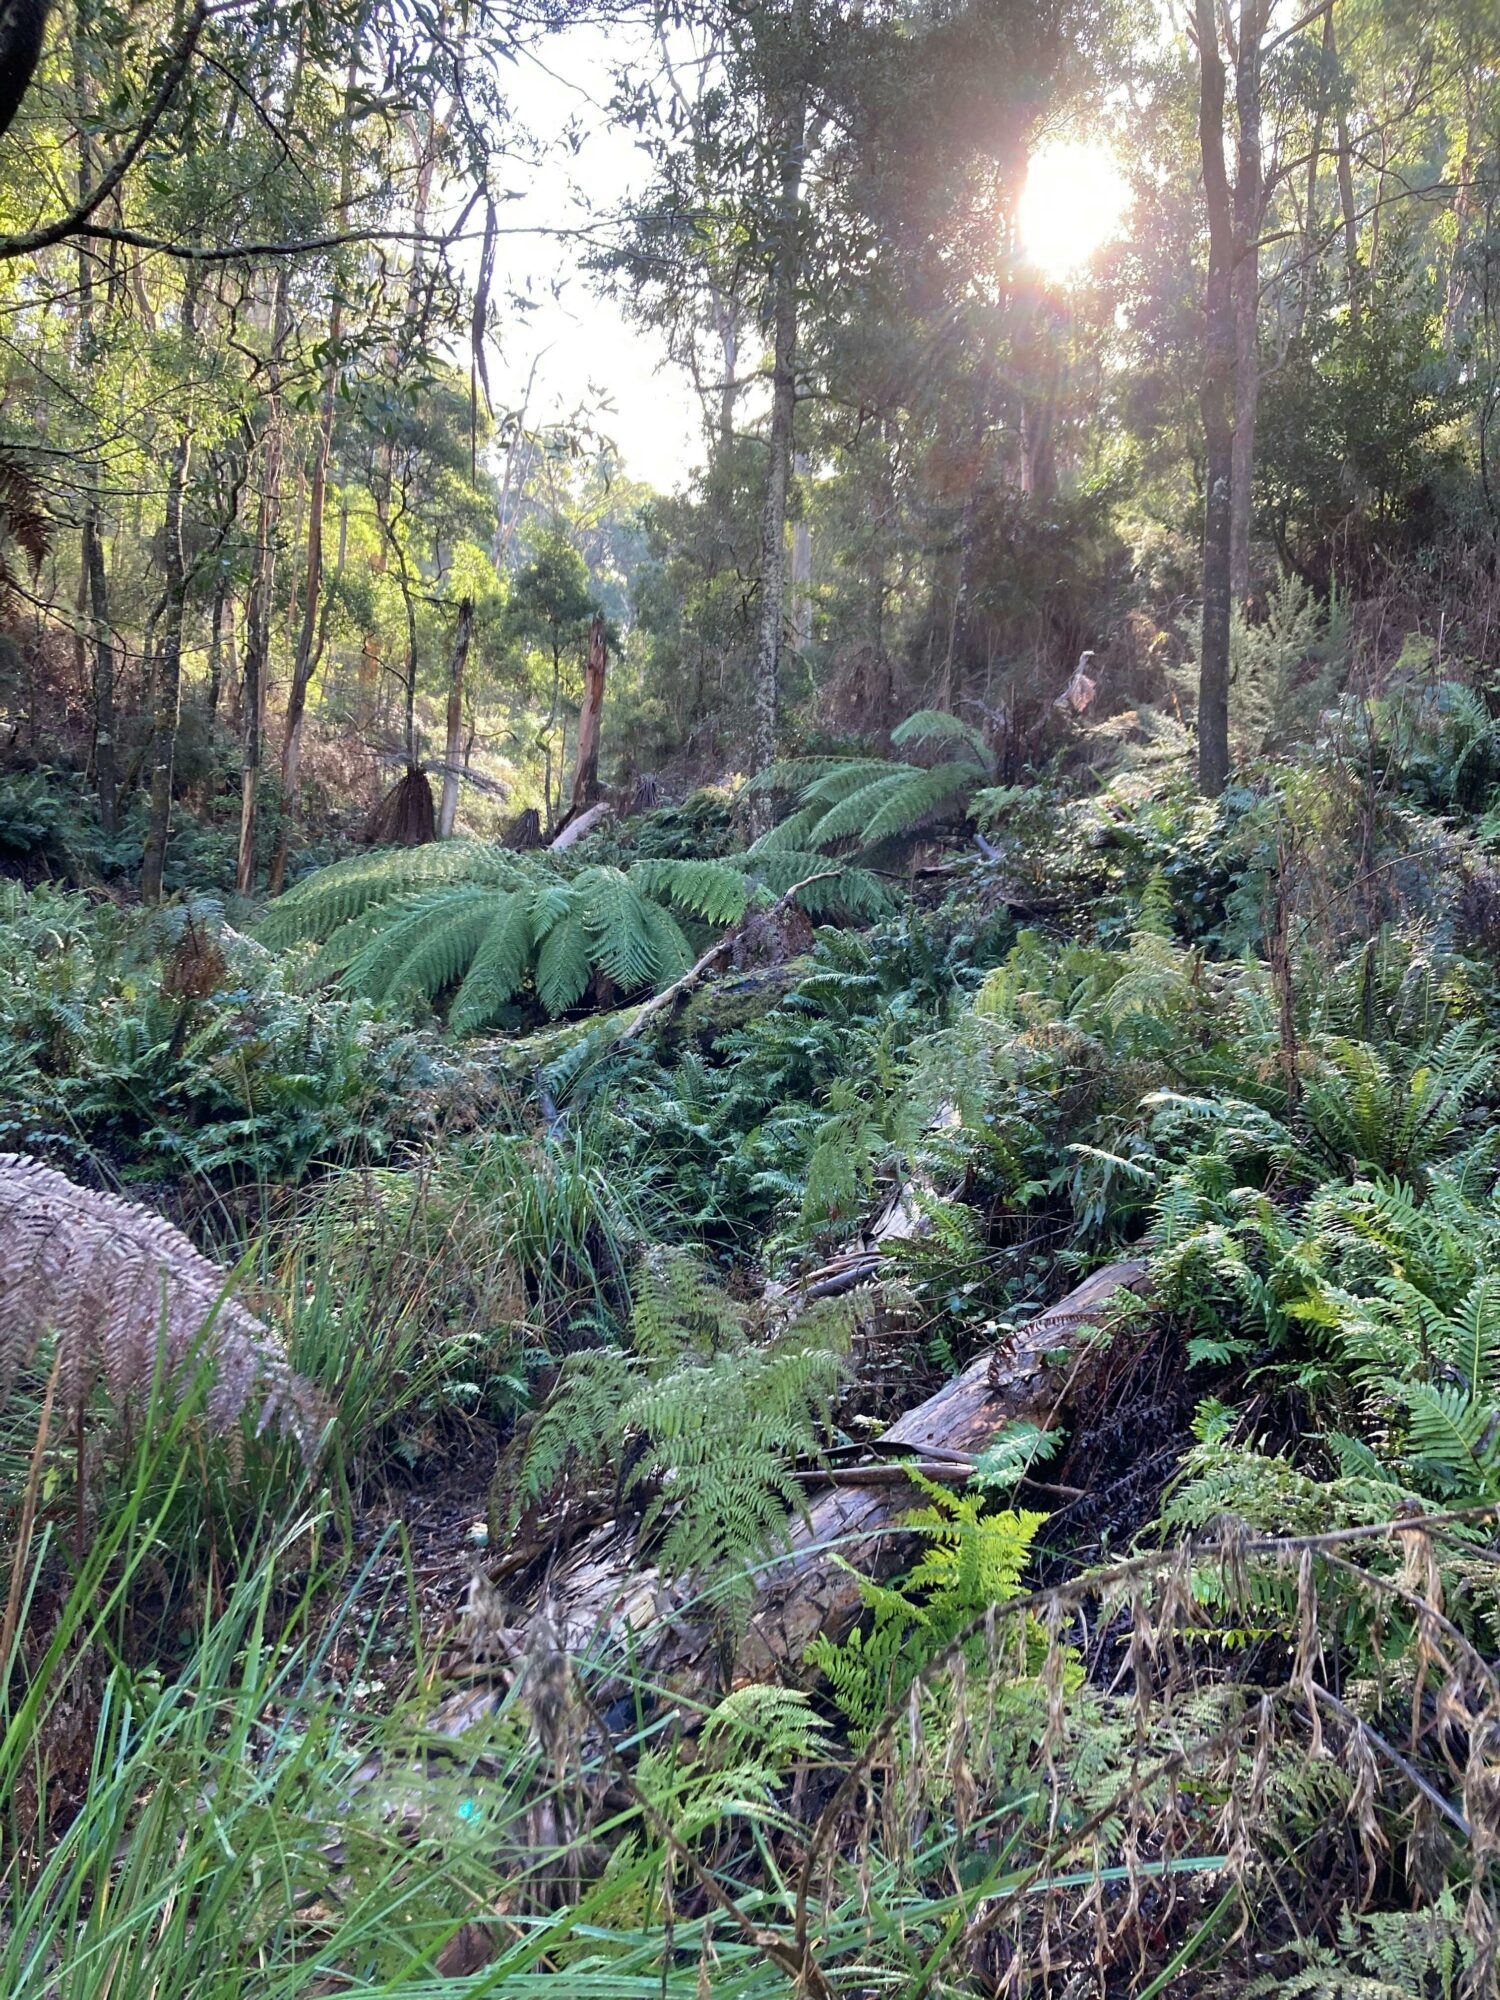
left=489, top=22, right=705, bottom=495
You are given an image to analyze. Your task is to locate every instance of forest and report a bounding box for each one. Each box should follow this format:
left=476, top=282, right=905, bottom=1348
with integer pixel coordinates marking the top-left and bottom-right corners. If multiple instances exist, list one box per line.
left=4, top=0, right=1500, bottom=1991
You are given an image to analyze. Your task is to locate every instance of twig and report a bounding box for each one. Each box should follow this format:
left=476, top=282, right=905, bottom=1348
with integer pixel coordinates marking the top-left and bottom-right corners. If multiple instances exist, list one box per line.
left=1312, top=1681, right=1470, bottom=1839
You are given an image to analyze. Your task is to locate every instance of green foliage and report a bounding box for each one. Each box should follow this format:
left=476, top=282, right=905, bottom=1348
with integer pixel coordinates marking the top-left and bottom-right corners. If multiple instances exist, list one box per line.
left=754, top=732, right=991, bottom=860
left=263, top=841, right=761, bottom=1027
left=266, top=837, right=897, bottom=1032
left=0, top=884, right=424, bottom=1188
left=518, top=1249, right=852, bottom=1596
left=807, top=1478, right=1045, bottom=1735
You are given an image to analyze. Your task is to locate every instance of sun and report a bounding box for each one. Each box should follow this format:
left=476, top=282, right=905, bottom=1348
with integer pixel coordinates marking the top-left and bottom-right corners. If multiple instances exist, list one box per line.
left=1018, top=140, right=1128, bottom=282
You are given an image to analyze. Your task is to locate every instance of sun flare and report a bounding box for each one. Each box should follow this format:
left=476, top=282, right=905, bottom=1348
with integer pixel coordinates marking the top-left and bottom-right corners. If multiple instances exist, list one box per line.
left=1018, top=140, right=1128, bottom=282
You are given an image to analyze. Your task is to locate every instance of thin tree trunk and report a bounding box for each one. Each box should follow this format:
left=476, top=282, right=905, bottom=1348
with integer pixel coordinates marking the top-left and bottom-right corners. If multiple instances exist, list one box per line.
left=1295, top=7, right=1332, bottom=340
left=75, top=0, right=116, bottom=836
left=1331, top=18, right=1360, bottom=333
left=437, top=596, right=474, bottom=838
left=789, top=452, right=812, bottom=658
left=1197, top=0, right=1235, bottom=798
left=1229, top=0, right=1265, bottom=607
left=141, top=267, right=201, bottom=903
left=268, top=56, right=356, bottom=894
left=206, top=571, right=226, bottom=720
left=237, top=271, right=291, bottom=895
left=751, top=76, right=806, bottom=787
left=81, top=512, right=116, bottom=835
left=568, top=612, right=608, bottom=821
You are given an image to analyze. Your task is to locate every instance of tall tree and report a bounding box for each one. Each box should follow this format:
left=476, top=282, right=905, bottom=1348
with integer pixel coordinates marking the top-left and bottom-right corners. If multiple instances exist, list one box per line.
left=1195, top=0, right=1235, bottom=798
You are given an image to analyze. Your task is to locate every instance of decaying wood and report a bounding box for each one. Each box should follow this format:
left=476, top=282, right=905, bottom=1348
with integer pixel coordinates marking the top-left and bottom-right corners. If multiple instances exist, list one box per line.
left=730, top=1256, right=1147, bottom=1682
left=549, top=799, right=611, bottom=850
left=437, top=1256, right=1148, bottom=1734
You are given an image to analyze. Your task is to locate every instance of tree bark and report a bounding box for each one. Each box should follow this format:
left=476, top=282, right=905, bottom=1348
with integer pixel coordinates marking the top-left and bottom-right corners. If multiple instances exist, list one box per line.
left=1196, top=0, right=1235, bottom=799
left=789, top=452, right=812, bottom=657
left=1229, top=0, right=1265, bottom=607
left=1330, top=19, right=1360, bottom=334
left=269, top=59, right=357, bottom=894
left=568, top=612, right=608, bottom=821
left=236, top=270, right=291, bottom=895
left=437, top=596, right=474, bottom=839
left=75, top=0, right=116, bottom=836
left=750, top=73, right=807, bottom=788
left=141, top=266, right=201, bottom=903
left=81, top=511, right=117, bottom=837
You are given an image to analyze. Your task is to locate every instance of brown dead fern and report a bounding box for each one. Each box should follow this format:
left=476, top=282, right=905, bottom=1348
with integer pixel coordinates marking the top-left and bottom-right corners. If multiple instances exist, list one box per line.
left=0, top=1155, right=321, bottom=1458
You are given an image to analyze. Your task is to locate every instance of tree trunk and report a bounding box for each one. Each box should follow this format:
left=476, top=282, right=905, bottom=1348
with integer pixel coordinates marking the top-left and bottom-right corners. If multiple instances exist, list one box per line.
left=268, top=319, right=339, bottom=892
left=141, top=267, right=201, bottom=903
left=1295, top=7, right=1332, bottom=341
left=81, top=511, right=117, bottom=837
left=75, top=2, right=116, bottom=837
left=1229, top=0, right=1265, bottom=607
left=1196, top=0, right=1235, bottom=798
left=437, top=1258, right=1148, bottom=1721
left=237, top=271, right=292, bottom=895
left=751, top=80, right=806, bottom=787
left=1331, top=20, right=1360, bottom=333
left=789, top=452, right=812, bottom=658
left=568, top=612, right=608, bottom=821
left=206, top=569, right=226, bottom=722
left=437, top=596, right=474, bottom=838
left=269, top=60, right=358, bottom=894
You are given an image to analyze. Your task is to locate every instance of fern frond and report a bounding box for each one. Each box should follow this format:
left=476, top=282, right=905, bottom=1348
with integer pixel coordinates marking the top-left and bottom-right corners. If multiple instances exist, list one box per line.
left=262, top=841, right=521, bottom=946
left=0, top=1154, right=319, bottom=1456
left=630, top=858, right=750, bottom=928
left=534, top=910, right=593, bottom=1015
left=448, top=891, right=534, bottom=1034
left=890, top=708, right=990, bottom=761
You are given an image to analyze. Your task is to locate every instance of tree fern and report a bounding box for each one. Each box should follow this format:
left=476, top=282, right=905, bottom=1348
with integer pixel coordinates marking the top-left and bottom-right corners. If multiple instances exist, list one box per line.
left=260, top=844, right=759, bottom=1030
left=260, top=840, right=525, bottom=946
left=754, top=718, right=995, bottom=860
left=0, top=1154, right=319, bottom=1456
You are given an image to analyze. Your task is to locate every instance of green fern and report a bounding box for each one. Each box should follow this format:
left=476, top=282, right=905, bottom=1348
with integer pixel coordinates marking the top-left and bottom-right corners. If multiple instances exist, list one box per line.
left=806, top=1477, right=1045, bottom=1735
left=262, top=839, right=897, bottom=1028
left=517, top=1250, right=854, bottom=1602
left=753, top=716, right=995, bottom=860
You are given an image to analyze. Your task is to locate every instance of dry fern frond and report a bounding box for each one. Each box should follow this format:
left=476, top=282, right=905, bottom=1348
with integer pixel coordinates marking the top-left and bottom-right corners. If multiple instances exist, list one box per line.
left=0, top=452, right=48, bottom=611
left=0, top=1155, right=321, bottom=1458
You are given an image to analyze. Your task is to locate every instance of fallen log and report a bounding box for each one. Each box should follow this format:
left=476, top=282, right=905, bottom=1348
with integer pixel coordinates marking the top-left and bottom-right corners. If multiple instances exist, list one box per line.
left=437, top=1257, right=1148, bottom=1730
left=549, top=799, right=612, bottom=850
